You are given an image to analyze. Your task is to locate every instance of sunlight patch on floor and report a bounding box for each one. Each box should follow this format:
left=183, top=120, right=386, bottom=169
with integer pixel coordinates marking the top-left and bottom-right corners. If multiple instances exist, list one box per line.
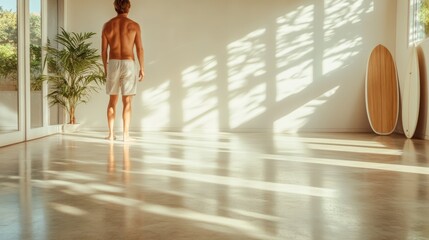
left=274, top=135, right=387, bottom=148
left=139, top=169, right=337, bottom=198
left=264, top=154, right=429, bottom=175
left=140, top=202, right=280, bottom=240
left=51, top=203, right=87, bottom=216
left=306, top=143, right=402, bottom=155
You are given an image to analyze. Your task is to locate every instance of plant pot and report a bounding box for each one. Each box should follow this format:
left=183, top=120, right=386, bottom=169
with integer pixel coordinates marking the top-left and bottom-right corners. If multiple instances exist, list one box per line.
left=62, top=123, right=80, bottom=133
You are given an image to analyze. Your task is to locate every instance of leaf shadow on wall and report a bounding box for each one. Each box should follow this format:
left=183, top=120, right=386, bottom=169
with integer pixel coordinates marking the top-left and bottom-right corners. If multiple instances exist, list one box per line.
left=137, top=0, right=376, bottom=133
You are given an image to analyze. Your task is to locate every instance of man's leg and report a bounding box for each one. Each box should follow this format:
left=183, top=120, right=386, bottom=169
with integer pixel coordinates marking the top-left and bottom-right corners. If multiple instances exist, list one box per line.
left=106, top=95, right=119, bottom=140
left=122, top=95, right=133, bottom=141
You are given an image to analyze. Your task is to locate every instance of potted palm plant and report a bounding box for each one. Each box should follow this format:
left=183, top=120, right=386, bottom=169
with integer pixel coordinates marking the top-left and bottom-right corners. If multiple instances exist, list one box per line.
left=41, top=28, right=104, bottom=131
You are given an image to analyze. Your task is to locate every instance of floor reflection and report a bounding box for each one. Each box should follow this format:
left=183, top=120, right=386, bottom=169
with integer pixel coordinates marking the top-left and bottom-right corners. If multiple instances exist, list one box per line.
left=108, top=142, right=131, bottom=184
left=0, top=132, right=429, bottom=239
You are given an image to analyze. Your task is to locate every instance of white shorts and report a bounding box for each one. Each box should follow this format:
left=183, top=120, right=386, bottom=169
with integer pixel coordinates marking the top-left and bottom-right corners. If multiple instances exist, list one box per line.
left=106, top=60, right=137, bottom=95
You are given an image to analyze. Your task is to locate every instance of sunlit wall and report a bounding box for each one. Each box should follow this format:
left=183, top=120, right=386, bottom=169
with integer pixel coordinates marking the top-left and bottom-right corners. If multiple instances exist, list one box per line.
left=66, top=0, right=397, bottom=133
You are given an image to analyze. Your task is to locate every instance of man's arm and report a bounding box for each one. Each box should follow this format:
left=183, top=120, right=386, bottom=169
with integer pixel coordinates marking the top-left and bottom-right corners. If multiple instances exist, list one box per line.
left=134, top=24, right=144, bottom=81
left=101, top=25, right=109, bottom=76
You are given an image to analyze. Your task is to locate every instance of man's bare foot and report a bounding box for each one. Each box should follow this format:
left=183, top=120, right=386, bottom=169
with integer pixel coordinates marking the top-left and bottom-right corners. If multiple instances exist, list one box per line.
left=105, top=135, right=116, bottom=141
left=123, top=134, right=133, bottom=142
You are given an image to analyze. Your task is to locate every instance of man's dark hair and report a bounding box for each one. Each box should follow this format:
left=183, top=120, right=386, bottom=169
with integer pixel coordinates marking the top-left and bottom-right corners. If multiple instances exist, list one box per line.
left=114, top=0, right=130, bottom=14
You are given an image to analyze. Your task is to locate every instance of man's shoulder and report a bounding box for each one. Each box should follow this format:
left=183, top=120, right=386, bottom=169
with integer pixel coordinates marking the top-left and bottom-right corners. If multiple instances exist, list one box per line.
left=107, top=16, right=118, bottom=23
left=103, top=17, right=140, bottom=30
left=127, top=18, right=140, bottom=26
left=103, top=18, right=115, bottom=28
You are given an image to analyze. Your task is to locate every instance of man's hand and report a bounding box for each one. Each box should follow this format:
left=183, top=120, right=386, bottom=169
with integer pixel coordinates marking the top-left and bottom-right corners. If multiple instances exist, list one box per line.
left=139, top=69, right=145, bottom=81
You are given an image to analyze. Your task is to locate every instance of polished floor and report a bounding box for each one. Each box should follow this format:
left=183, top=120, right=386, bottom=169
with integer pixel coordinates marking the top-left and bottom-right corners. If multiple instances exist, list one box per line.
left=1, top=132, right=429, bottom=240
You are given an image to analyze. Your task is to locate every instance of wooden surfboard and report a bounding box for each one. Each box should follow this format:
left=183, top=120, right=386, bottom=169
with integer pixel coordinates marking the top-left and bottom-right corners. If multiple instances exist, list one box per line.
left=365, top=44, right=399, bottom=135
left=402, top=45, right=420, bottom=138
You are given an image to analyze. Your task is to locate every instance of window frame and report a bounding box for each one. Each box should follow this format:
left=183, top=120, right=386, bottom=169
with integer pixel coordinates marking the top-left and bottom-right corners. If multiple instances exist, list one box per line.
left=409, top=0, right=427, bottom=45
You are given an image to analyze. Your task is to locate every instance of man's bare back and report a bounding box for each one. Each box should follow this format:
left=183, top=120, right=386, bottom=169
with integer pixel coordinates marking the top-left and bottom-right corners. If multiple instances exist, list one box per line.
left=101, top=14, right=144, bottom=79
left=103, top=16, right=138, bottom=60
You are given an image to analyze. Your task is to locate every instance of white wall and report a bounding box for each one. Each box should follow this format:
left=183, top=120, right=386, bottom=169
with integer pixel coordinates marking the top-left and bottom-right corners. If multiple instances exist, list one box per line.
left=65, top=0, right=397, bottom=133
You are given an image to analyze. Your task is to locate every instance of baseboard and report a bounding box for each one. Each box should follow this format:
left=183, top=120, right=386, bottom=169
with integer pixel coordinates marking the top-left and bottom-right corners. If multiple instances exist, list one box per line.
left=77, top=127, right=372, bottom=133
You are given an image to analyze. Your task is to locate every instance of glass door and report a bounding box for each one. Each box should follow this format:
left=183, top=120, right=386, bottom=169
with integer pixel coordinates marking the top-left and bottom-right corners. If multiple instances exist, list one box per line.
left=30, top=0, right=43, bottom=129
left=0, top=0, right=25, bottom=146
left=0, top=0, right=60, bottom=147
left=26, top=0, right=60, bottom=140
left=47, top=0, right=60, bottom=126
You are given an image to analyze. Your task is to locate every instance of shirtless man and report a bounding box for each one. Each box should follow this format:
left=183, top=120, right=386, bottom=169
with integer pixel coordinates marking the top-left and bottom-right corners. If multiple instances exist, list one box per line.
left=102, top=0, right=144, bottom=141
